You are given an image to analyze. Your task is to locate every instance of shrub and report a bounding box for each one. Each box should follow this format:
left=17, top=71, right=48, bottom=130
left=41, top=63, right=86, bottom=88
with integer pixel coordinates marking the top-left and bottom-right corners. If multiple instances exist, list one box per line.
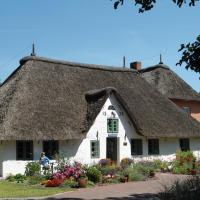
left=121, top=166, right=146, bottom=181
left=27, top=175, right=45, bottom=185
left=172, top=151, right=196, bottom=174
left=98, top=165, right=118, bottom=176
left=98, top=159, right=111, bottom=167
left=159, top=176, right=200, bottom=200
left=86, top=166, right=102, bottom=183
left=6, top=174, right=15, bottom=182
left=63, top=178, right=78, bottom=188
left=25, top=161, right=40, bottom=176
left=120, top=158, right=134, bottom=168
left=9, top=174, right=27, bottom=183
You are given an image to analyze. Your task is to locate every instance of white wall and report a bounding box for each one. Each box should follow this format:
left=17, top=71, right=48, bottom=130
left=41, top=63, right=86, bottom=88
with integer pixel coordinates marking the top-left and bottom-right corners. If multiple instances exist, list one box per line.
left=1, top=94, right=200, bottom=177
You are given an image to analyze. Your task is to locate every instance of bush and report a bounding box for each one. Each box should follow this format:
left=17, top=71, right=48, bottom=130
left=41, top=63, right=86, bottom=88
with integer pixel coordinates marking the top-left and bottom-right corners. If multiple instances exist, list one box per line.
left=121, top=166, right=146, bottom=181
left=6, top=173, right=27, bottom=183
left=98, top=159, right=111, bottom=167
left=98, top=165, right=118, bottom=176
left=86, top=166, right=102, bottom=183
left=25, top=161, right=40, bottom=176
left=159, top=177, right=200, bottom=200
left=120, top=158, right=134, bottom=168
left=63, top=178, right=78, bottom=188
left=27, top=175, right=45, bottom=185
left=172, top=151, right=196, bottom=175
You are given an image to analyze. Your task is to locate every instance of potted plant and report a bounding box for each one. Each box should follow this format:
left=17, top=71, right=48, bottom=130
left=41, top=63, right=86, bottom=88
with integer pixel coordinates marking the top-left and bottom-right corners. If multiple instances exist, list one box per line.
left=78, top=174, right=88, bottom=188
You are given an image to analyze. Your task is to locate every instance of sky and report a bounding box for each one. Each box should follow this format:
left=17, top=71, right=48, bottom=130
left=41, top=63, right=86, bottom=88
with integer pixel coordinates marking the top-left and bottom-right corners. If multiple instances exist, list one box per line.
left=0, top=0, right=199, bottom=91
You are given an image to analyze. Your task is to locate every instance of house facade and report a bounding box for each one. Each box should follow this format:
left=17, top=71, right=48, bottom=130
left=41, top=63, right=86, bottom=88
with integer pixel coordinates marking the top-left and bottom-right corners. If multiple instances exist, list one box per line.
left=0, top=56, right=200, bottom=177
left=139, top=62, right=200, bottom=122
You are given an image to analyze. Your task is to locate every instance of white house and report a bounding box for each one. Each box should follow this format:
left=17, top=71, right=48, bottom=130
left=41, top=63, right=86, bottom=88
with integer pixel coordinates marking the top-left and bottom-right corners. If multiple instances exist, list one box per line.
left=0, top=55, right=200, bottom=177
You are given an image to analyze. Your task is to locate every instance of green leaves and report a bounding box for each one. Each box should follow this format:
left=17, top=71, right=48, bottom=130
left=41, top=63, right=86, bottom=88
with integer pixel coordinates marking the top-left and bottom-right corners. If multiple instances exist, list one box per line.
left=177, top=35, right=200, bottom=74
left=112, top=0, right=199, bottom=10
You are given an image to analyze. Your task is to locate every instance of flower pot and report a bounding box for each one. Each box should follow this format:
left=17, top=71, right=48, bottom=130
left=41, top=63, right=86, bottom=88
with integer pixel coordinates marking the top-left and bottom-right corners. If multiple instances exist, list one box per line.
left=190, top=170, right=197, bottom=175
left=78, top=178, right=88, bottom=188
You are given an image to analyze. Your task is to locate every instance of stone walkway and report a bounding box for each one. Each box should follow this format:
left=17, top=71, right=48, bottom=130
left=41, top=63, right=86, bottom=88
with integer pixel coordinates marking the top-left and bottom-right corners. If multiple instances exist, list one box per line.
left=42, top=173, right=188, bottom=200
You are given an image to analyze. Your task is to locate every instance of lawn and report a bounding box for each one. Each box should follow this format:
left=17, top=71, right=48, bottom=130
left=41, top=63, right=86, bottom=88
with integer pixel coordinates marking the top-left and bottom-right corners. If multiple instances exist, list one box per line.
left=0, top=181, right=72, bottom=198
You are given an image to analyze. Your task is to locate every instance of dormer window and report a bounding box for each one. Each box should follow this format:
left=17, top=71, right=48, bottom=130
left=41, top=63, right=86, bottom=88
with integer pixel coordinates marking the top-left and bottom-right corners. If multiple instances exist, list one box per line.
left=108, top=105, right=116, bottom=110
left=182, top=107, right=191, bottom=114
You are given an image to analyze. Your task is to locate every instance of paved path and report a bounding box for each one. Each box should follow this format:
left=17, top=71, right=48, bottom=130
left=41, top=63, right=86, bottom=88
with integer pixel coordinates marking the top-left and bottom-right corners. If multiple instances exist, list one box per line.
left=43, top=173, right=188, bottom=200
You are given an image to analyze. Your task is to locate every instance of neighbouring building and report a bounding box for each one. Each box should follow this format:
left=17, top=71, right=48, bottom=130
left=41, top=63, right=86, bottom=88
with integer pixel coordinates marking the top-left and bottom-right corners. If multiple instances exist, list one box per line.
left=0, top=55, right=200, bottom=177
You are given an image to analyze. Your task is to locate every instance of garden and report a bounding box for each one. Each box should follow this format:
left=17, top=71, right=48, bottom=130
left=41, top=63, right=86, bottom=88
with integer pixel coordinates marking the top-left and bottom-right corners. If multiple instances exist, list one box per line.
left=1, top=150, right=200, bottom=198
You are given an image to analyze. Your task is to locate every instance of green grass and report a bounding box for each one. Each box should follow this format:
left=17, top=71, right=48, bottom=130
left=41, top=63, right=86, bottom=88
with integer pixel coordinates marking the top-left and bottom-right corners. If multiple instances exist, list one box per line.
left=0, top=181, right=72, bottom=198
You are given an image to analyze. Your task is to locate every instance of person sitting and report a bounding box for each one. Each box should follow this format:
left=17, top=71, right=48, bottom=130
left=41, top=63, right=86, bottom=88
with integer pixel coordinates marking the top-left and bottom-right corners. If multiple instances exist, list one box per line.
left=39, top=152, right=50, bottom=170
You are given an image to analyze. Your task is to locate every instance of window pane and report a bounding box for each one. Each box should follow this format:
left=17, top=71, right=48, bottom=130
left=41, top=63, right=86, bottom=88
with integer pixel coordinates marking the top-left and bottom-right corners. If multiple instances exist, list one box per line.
left=91, top=140, right=100, bottom=158
left=148, top=139, right=159, bottom=155
left=107, top=119, right=118, bottom=133
left=180, top=138, right=190, bottom=151
left=43, top=141, right=59, bottom=159
left=16, top=141, right=33, bottom=160
left=131, top=139, right=143, bottom=155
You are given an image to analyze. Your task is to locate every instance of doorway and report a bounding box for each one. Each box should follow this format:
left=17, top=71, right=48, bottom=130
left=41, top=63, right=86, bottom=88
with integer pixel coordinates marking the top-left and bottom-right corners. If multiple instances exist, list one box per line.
left=106, top=137, right=118, bottom=162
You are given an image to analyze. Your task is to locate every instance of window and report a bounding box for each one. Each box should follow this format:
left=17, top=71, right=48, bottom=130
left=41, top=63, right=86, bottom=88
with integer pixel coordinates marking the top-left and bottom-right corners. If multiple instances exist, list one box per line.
left=91, top=140, right=100, bottom=158
left=182, top=107, right=191, bottom=114
left=148, top=139, right=159, bottom=155
left=180, top=138, right=190, bottom=151
left=43, top=140, right=59, bottom=159
left=131, top=139, right=143, bottom=155
left=107, top=119, right=118, bottom=133
left=16, top=140, right=33, bottom=160
left=108, top=105, right=116, bottom=110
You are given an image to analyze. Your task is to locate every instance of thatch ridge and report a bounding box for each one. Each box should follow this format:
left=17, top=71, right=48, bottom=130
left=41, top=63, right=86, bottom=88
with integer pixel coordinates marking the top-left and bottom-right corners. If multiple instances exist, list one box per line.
left=20, top=56, right=138, bottom=73
left=140, top=64, right=200, bottom=101
left=0, top=57, right=200, bottom=140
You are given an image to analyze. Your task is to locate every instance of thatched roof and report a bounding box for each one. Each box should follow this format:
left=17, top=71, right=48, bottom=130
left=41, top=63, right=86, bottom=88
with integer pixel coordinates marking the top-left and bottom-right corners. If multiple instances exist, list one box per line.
left=0, top=56, right=200, bottom=140
left=140, top=64, right=200, bottom=101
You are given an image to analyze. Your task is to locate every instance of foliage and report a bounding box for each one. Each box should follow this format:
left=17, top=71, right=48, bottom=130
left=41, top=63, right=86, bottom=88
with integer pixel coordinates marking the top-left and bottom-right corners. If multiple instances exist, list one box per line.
left=97, top=165, right=118, bottom=176
left=54, top=152, right=68, bottom=172
left=6, top=174, right=27, bottom=183
left=112, top=0, right=199, bottom=12
left=52, top=161, right=86, bottom=181
left=159, top=176, right=200, bottom=200
left=86, top=166, right=102, bottom=183
left=177, top=35, right=200, bottom=74
left=172, top=151, right=196, bottom=174
left=27, top=175, right=45, bottom=185
left=63, top=178, right=78, bottom=188
left=98, top=158, right=111, bottom=167
left=25, top=161, right=40, bottom=176
left=120, top=157, right=134, bottom=168
left=112, top=0, right=200, bottom=75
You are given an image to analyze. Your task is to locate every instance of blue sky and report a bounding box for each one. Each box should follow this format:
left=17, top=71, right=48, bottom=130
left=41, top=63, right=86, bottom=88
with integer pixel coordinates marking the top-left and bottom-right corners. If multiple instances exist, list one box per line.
left=0, top=0, right=199, bottom=91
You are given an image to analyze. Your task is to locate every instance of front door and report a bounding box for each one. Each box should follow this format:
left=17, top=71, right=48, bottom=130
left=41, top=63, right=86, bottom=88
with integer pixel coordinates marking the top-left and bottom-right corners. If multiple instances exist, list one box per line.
left=106, top=137, right=117, bottom=162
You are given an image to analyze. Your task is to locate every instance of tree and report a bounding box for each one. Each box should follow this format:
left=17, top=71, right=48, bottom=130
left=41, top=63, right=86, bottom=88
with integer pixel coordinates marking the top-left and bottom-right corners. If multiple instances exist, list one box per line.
left=112, top=0, right=200, bottom=74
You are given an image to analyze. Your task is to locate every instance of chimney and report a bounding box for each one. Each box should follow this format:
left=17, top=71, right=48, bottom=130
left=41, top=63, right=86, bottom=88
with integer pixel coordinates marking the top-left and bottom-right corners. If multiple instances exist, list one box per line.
left=130, top=61, right=141, bottom=70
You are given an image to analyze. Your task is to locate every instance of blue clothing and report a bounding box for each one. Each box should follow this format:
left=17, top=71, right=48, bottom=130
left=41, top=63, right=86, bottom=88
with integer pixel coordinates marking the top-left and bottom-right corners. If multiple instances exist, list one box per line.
left=40, top=156, right=50, bottom=168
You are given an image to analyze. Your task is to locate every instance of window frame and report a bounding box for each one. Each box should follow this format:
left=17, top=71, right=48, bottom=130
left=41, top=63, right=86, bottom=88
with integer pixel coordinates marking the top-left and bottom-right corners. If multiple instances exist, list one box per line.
left=180, top=138, right=190, bottom=151
left=16, top=140, right=33, bottom=160
left=42, top=140, right=59, bottom=159
left=107, top=118, right=119, bottom=133
left=182, top=106, right=191, bottom=114
left=131, top=139, right=143, bottom=155
left=148, top=139, right=159, bottom=155
left=90, top=140, right=100, bottom=158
